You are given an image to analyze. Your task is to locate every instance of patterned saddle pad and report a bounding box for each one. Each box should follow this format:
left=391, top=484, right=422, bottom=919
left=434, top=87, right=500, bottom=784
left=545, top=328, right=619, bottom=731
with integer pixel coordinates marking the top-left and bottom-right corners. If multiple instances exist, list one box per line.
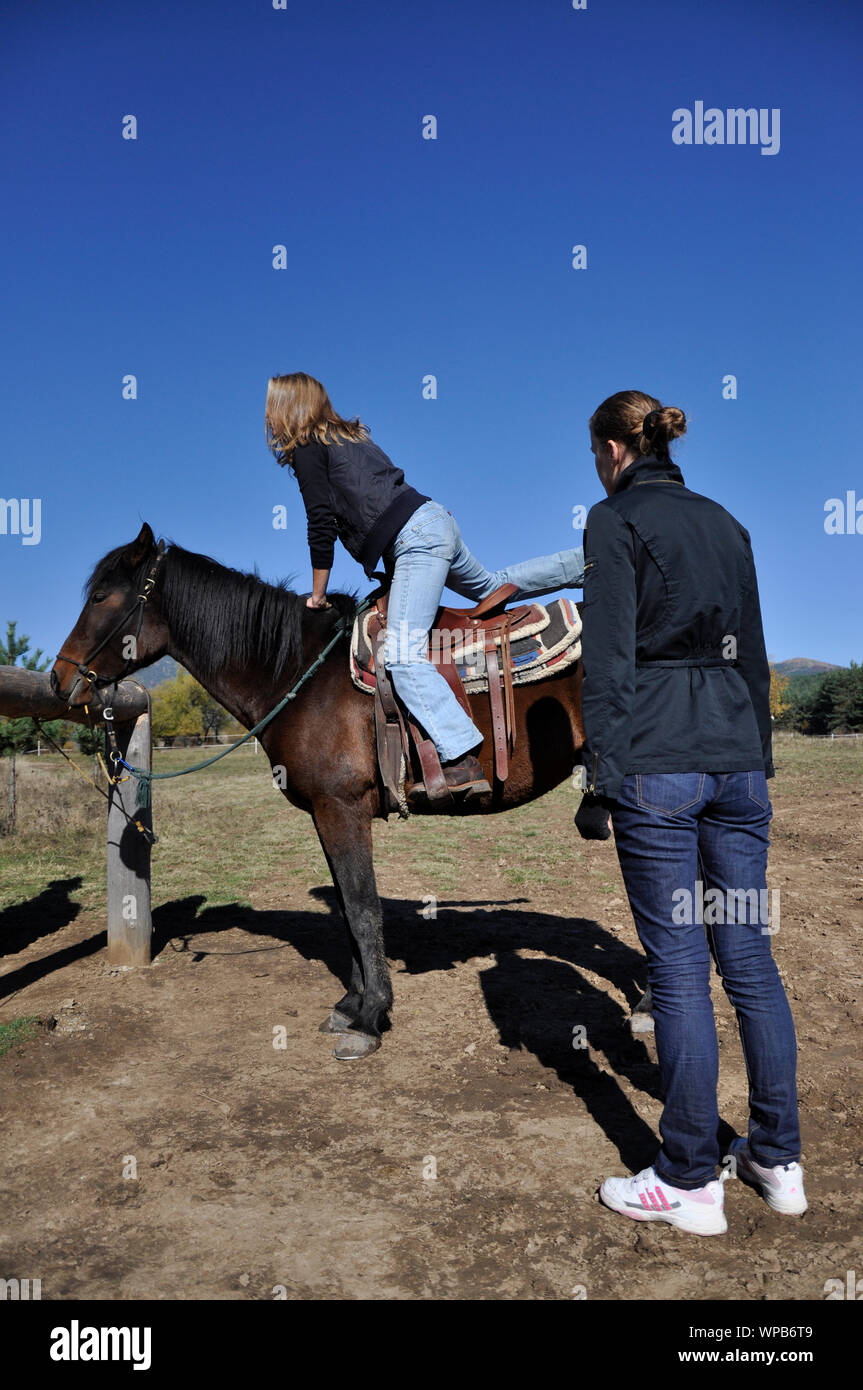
left=350, top=596, right=582, bottom=695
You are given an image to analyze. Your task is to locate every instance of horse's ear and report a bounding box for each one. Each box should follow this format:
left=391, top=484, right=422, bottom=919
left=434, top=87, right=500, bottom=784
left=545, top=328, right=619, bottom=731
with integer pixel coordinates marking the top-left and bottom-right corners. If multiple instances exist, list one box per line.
left=126, top=522, right=155, bottom=568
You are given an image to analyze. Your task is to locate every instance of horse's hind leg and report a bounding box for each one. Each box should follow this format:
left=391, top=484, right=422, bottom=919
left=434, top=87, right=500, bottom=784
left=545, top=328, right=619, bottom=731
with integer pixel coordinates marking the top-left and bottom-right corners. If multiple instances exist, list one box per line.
left=312, top=796, right=392, bottom=1060
left=629, top=984, right=654, bottom=1035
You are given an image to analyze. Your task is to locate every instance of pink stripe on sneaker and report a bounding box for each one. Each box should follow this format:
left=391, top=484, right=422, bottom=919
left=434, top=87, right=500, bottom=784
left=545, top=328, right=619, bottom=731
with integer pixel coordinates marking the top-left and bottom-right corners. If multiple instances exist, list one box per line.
left=655, top=1186, right=672, bottom=1210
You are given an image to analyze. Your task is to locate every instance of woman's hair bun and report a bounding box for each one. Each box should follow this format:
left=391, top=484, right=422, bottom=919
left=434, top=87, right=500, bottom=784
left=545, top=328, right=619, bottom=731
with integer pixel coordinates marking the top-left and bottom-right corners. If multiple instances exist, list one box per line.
left=643, top=405, right=687, bottom=451
left=589, top=391, right=687, bottom=462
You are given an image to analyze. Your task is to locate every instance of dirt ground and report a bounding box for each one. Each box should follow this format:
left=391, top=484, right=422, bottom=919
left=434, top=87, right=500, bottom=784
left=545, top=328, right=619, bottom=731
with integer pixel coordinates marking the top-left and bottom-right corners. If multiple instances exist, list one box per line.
left=1, top=736, right=861, bottom=1301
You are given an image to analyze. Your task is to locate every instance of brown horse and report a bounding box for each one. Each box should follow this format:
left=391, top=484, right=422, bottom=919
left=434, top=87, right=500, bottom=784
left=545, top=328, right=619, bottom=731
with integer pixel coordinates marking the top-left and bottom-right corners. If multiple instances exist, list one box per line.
left=51, top=523, right=587, bottom=1058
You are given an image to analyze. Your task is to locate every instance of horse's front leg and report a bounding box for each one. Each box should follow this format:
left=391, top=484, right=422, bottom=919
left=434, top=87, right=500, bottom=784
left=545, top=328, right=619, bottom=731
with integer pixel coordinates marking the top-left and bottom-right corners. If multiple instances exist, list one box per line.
left=312, top=794, right=392, bottom=1060
left=316, top=867, right=365, bottom=1035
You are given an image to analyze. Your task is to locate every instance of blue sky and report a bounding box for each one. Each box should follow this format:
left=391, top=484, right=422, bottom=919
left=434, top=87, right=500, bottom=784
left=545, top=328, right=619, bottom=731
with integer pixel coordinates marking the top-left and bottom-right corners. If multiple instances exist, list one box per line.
left=1, top=0, right=861, bottom=666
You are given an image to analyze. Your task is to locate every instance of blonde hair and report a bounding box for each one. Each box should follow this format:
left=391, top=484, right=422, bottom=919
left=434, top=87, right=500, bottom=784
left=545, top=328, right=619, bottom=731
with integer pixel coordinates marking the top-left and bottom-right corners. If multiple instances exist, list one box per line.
left=265, top=372, right=369, bottom=466
left=589, top=390, right=687, bottom=463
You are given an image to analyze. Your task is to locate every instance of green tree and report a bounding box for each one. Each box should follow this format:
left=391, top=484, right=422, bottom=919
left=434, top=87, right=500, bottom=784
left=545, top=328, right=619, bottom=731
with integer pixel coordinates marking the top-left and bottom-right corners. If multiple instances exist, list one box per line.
left=804, top=671, right=843, bottom=735
left=830, top=662, right=863, bottom=732
left=75, top=724, right=107, bottom=755
left=774, top=674, right=813, bottom=731
left=1, top=620, right=48, bottom=669
left=194, top=687, right=231, bottom=741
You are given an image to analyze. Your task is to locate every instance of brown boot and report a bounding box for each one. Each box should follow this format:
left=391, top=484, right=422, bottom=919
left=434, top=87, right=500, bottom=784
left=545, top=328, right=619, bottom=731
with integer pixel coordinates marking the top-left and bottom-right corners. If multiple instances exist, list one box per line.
left=440, top=753, right=491, bottom=795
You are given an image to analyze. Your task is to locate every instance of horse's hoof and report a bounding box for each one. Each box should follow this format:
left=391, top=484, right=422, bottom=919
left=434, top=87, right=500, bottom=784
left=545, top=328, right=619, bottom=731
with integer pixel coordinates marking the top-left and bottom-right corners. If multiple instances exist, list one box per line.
left=332, top=1031, right=381, bottom=1060
left=319, top=1009, right=354, bottom=1034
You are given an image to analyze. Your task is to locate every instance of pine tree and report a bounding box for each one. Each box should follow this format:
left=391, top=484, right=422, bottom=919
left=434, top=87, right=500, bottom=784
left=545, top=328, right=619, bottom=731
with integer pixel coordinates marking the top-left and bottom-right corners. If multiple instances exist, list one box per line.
left=0, top=621, right=66, bottom=754
left=830, top=661, right=863, bottom=732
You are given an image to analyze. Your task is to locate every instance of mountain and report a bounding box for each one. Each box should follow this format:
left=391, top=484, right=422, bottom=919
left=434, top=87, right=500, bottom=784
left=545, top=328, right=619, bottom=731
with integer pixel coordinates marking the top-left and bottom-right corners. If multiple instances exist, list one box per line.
left=134, top=656, right=180, bottom=689
left=772, top=658, right=846, bottom=676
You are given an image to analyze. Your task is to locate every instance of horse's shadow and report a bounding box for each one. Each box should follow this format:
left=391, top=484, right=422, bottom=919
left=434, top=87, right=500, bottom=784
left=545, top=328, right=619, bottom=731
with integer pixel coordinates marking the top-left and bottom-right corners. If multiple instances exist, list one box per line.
left=0, top=876, right=84, bottom=954
left=3, top=885, right=738, bottom=1172
left=151, top=887, right=671, bottom=1173
left=0, top=877, right=109, bottom=1001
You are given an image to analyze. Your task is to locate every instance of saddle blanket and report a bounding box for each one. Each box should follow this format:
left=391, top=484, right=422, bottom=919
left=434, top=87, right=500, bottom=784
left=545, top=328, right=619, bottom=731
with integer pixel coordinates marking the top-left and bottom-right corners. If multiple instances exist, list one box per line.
left=350, top=596, right=582, bottom=696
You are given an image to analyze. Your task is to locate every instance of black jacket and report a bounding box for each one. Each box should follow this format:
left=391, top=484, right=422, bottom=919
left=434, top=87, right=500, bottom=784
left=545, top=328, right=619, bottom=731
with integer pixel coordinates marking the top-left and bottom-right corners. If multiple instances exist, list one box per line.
left=580, top=453, right=773, bottom=801
left=290, top=435, right=428, bottom=578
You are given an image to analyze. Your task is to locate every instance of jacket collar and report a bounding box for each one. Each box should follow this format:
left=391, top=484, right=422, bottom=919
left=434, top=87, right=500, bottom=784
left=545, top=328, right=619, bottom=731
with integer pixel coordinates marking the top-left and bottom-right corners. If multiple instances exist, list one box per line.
left=613, top=453, right=685, bottom=495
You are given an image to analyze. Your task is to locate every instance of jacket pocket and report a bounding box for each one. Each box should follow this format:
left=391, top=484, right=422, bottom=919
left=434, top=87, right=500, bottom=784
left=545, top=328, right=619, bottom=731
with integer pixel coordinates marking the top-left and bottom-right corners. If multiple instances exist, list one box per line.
left=635, top=772, right=705, bottom=816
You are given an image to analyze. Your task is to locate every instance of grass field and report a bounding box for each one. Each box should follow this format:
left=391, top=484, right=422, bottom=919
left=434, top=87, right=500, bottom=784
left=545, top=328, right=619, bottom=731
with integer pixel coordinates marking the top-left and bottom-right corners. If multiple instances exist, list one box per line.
left=1, top=732, right=860, bottom=920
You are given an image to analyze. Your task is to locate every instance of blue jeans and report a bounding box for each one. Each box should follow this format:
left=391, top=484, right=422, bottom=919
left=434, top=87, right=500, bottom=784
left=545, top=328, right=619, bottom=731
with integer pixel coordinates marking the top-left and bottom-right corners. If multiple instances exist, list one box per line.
left=610, top=771, right=801, bottom=1189
left=384, top=500, right=584, bottom=761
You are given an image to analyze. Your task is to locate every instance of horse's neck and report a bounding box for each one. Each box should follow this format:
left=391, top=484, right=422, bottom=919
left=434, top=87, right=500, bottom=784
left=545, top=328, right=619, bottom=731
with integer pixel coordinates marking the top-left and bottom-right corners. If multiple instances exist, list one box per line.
left=158, top=559, right=324, bottom=733
left=166, top=621, right=302, bottom=734
left=164, top=639, right=263, bottom=732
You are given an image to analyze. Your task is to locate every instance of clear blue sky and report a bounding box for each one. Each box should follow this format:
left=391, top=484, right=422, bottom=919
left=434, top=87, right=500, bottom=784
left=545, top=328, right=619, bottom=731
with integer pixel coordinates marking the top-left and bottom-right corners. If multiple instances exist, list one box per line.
left=2, top=0, right=861, bottom=666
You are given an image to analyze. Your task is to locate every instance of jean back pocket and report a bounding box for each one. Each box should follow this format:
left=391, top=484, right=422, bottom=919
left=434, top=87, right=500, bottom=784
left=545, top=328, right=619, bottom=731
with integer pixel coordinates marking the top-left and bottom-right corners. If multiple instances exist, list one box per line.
left=635, top=772, right=706, bottom=816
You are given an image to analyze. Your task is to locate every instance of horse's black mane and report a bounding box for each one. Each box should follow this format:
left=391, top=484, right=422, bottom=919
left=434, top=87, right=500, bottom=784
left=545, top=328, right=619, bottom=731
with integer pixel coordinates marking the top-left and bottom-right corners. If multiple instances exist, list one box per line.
left=85, top=540, right=358, bottom=686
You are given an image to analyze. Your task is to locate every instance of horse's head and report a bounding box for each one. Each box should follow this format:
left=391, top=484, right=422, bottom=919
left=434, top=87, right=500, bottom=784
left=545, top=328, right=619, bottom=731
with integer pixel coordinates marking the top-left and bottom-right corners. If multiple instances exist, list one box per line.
left=51, top=522, right=170, bottom=706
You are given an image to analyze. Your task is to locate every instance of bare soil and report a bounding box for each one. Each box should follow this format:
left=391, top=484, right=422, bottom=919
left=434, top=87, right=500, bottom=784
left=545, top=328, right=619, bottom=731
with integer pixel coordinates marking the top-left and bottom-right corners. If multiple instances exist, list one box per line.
left=1, top=736, right=861, bottom=1301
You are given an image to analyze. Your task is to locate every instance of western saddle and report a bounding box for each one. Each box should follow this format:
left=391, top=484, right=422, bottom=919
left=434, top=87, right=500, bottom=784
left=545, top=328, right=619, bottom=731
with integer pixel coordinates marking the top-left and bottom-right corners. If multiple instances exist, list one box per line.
left=366, top=582, right=538, bottom=810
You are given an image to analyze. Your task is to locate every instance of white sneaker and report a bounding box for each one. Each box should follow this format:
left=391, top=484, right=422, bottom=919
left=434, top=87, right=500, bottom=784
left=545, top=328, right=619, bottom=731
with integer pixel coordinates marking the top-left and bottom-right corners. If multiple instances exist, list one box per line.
left=599, top=1165, right=728, bottom=1235
left=728, top=1138, right=807, bottom=1214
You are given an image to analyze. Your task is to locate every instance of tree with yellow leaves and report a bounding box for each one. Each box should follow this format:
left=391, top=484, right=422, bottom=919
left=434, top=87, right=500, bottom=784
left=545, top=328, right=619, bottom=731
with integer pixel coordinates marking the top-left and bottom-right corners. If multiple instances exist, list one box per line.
left=151, top=670, right=242, bottom=744
left=769, top=665, right=790, bottom=721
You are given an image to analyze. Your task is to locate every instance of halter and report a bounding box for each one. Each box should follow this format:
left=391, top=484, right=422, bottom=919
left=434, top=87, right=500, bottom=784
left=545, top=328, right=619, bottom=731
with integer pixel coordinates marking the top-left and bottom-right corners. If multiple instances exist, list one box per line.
left=56, top=541, right=167, bottom=697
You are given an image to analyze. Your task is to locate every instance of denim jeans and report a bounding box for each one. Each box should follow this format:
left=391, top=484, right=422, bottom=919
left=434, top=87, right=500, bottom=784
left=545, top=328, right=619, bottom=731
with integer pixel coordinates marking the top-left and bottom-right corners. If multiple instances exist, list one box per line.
left=384, top=500, right=584, bottom=762
left=610, top=770, right=801, bottom=1189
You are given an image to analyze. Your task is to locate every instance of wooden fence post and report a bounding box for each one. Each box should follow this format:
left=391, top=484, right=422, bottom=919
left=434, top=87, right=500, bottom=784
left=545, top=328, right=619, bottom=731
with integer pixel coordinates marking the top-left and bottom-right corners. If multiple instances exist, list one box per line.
left=0, top=667, right=154, bottom=963
left=106, top=701, right=153, bottom=966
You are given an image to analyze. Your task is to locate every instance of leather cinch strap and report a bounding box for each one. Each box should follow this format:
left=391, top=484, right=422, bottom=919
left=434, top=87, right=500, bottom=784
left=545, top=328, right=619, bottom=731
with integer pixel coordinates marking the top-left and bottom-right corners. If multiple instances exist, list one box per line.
left=371, top=625, right=411, bottom=813
left=484, top=622, right=516, bottom=785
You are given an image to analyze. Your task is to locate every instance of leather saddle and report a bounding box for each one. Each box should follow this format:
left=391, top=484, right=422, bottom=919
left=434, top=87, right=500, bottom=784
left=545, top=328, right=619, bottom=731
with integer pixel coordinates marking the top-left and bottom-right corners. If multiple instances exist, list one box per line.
left=367, top=583, right=539, bottom=810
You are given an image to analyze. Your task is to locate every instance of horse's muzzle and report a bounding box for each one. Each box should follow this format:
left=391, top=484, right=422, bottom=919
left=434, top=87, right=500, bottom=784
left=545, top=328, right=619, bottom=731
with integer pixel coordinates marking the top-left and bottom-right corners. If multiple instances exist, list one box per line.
left=51, top=663, right=87, bottom=706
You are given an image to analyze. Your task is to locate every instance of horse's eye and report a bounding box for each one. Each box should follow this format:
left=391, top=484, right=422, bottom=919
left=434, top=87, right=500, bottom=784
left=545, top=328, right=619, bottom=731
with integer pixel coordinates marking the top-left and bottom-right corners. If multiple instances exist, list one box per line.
left=91, top=591, right=107, bottom=604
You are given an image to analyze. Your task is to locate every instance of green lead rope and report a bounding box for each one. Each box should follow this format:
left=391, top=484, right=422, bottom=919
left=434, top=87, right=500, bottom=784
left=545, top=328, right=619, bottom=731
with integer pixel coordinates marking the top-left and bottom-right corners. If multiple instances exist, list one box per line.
left=114, top=593, right=376, bottom=809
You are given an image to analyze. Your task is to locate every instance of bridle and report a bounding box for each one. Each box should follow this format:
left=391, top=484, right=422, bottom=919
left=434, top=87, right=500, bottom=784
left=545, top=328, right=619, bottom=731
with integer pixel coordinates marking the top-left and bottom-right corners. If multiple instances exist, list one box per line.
left=55, top=541, right=166, bottom=701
